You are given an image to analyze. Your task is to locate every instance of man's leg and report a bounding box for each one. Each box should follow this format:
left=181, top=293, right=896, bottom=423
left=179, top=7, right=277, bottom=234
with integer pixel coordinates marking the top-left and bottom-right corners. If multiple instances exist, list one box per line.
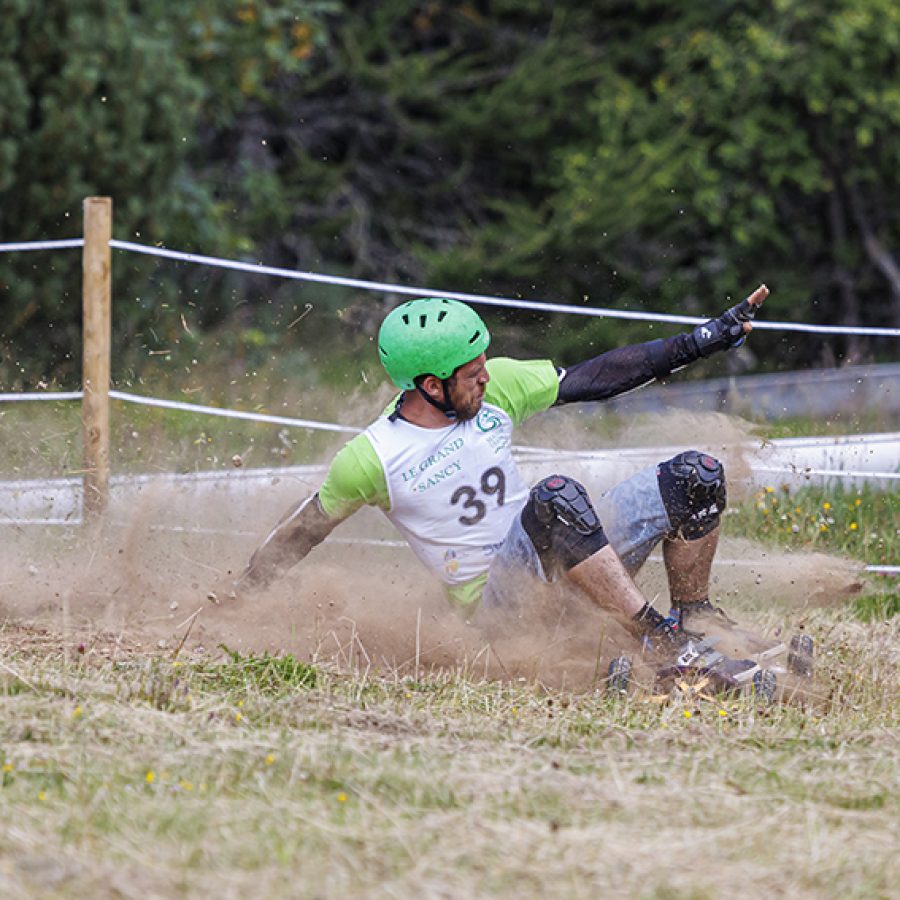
left=514, top=474, right=685, bottom=649
left=655, top=450, right=727, bottom=619
left=567, top=543, right=646, bottom=619
left=479, top=469, right=771, bottom=683
left=663, top=527, right=720, bottom=609
left=588, top=453, right=728, bottom=633
left=656, top=453, right=785, bottom=656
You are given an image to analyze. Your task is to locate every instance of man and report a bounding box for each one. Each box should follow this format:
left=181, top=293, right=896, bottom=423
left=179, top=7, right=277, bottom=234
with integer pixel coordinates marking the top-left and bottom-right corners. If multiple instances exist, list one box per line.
left=229, top=285, right=771, bottom=661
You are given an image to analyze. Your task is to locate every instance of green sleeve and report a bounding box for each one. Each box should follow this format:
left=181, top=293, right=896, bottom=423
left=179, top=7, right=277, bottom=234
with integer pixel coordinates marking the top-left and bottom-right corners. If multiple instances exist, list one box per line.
left=483, top=357, right=559, bottom=425
left=318, top=433, right=389, bottom=518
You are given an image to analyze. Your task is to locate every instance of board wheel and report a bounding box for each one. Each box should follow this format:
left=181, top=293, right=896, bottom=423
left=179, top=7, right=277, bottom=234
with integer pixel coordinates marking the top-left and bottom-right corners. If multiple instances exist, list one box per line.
left=788, top=633, right=814, bottom=677
left=606, top=655, right=632, bottom=696
left=752, top=668, right=778, bottom=704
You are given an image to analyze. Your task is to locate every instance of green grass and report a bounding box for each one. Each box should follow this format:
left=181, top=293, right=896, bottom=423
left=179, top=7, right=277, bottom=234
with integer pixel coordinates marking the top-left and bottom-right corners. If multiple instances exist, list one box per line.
left=0, top=394, right=356, bottom=477
left=746, top=410, right=897, bottom=439
left=725, top=483, right=898, bottom=622
left=0, top=394, right=897, bottom=895
left=0, top=615, right=897, bottom=898
left=727, top=484, right=897, bottom=566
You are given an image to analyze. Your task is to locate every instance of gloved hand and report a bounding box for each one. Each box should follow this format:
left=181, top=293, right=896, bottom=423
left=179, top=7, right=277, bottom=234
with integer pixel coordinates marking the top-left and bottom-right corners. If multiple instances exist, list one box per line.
left=691, top=284, right=768, bottom=358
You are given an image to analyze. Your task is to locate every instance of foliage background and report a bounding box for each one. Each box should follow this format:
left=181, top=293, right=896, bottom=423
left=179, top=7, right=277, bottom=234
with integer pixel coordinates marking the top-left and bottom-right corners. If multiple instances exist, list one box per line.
left=2, top=0, right=899, bottom=387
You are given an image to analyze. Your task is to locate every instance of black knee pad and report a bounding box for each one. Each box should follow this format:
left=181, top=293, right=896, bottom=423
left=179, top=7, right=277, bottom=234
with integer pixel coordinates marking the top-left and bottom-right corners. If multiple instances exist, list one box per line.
left=657, top=451, right=726, bottom=539
left=520, top=474, right=609, bottom=577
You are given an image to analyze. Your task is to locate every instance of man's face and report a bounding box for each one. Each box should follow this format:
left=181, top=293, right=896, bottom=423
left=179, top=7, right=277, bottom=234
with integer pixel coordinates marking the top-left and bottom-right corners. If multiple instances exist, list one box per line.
left=447, top=353, right=490, bottom=421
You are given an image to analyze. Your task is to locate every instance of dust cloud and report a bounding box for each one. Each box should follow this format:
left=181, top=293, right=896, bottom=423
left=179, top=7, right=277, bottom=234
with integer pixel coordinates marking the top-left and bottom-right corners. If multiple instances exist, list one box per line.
left=0, top=410, right=866, bottom=693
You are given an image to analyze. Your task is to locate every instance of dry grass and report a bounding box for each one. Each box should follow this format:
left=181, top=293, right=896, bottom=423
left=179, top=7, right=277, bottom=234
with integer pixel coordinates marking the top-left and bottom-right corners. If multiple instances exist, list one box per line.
left=0, top=404, right=896, bottom=897
left=0, top=611, right=897, bottom=900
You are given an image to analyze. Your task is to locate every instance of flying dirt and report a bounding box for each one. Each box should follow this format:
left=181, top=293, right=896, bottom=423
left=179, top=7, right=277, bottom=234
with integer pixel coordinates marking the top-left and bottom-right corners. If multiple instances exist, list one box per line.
left=0, top=410, right=866, bottom=695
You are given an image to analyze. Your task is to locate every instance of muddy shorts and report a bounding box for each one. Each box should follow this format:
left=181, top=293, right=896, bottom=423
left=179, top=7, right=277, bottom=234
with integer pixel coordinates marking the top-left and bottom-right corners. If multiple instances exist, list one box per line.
left=479, top=464, right=670, bottom=613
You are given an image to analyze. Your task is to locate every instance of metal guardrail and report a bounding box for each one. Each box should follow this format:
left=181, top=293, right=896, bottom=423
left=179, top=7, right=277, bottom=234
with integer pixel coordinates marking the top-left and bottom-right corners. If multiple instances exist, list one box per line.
left=602, top=363, right=900, bottom=420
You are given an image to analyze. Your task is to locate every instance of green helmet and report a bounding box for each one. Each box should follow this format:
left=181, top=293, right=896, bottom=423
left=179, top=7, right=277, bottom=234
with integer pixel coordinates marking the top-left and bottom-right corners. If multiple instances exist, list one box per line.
left=378, top=298, right=490, bottom=389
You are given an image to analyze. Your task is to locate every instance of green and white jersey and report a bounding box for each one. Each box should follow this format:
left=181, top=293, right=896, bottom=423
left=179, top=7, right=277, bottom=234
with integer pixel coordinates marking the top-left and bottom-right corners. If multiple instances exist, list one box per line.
left=318, top=357, right=559, bottom=606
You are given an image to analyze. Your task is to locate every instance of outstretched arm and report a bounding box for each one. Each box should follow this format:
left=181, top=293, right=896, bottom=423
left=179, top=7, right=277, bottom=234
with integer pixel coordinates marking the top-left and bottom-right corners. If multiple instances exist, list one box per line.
left=221, top=433, right=387, bottom=598
left=236, top=492, right=343, bottom=591
left=556, top=285, right=768, bottom=405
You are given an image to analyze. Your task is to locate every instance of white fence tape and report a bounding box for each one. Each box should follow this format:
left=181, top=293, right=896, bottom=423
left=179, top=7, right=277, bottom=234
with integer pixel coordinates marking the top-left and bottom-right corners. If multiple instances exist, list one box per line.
left=0, top=390, right=360, bottom=434
left=108, top=390, right=361, bottom=434
left=108, top=239, right=900, bottom=337
left=753, top=464, right=898, bottom=481
left=0, top=391, right=84, bottom=403
left=3, top=236, right=897, bottom=336
left=0, top=239, right=84, bottom=252
left=1, top=434, right=896, bottom=529
left=0, top=438, right=894, bottom=571
left=1, top=389, right=897, bottom=484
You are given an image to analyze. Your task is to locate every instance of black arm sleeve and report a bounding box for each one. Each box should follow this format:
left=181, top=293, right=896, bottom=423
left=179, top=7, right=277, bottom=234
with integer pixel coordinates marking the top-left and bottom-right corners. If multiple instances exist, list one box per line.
left=555, top=333, right=700, bottom=405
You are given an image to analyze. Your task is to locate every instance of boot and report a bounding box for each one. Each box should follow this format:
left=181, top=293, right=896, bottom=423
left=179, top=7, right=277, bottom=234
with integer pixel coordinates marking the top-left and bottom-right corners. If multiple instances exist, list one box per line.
left=636, top=603, right=760, bottom=685
left=671, top=599, right=786, bottom=661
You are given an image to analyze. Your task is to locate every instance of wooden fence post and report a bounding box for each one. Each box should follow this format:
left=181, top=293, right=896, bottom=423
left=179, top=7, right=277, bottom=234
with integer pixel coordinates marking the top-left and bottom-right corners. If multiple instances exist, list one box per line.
left=82, top=196, right=112, bottom=519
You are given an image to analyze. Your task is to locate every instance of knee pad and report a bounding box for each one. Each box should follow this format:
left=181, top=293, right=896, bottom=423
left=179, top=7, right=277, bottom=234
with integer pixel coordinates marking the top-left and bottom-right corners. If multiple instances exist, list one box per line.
left=520, top=474, right=609, bottom=577
left=657, top=451, right=726, bottom=539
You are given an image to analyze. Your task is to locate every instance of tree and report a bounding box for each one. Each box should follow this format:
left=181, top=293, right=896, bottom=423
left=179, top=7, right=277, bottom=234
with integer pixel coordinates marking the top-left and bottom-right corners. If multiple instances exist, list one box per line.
left=2, top=0, right=898, bottom=381
left=0, top=0, right=331, bottom=381
left=535, top=0, right=900, bottom=365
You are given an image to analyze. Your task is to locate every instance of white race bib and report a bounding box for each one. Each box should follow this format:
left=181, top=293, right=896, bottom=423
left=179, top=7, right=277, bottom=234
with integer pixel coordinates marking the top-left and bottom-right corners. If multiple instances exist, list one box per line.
left=365, top=404, right=529, bottom=584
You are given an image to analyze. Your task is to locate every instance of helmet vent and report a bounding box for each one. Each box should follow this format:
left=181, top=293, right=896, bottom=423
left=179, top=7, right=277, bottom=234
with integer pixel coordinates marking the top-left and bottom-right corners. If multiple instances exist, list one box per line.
left=419, top=314, right=428, bottom=328
left=437, top=311, right=447, bottom=323
left=468, top=330, right=482, bottom=344
left=401, top=314, right=409, bottom=325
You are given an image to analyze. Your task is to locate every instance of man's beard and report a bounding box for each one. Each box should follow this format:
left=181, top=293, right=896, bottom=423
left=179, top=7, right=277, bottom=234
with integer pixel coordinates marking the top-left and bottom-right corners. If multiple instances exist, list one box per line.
left=448, top=387, right=483, bottom=422
left=454, top=402, right=480, bottom=422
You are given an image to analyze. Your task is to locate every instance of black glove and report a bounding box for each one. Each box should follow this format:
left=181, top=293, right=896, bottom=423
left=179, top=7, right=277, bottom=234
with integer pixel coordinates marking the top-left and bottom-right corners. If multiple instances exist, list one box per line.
left=690, top=295, right=758, bottom=358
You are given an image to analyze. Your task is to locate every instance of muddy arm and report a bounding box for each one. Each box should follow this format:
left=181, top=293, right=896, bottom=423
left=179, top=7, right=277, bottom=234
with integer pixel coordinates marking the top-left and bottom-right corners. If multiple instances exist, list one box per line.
left=237, top=492, right=343, bottom=591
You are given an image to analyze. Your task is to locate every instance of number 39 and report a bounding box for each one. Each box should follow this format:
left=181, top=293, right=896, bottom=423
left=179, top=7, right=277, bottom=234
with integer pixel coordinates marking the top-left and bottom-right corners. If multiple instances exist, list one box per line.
left=450, top=466, right=506, bottom=526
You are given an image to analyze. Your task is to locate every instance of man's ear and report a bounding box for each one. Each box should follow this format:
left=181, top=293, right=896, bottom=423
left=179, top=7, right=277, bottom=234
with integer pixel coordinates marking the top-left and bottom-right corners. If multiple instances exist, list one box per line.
left=418, top=374, right=444, bottom=399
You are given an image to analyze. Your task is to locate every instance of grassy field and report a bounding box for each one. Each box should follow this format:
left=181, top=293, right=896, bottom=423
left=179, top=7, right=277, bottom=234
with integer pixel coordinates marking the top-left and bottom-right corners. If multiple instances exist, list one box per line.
left=726, top=483, right=899, bottom=621
left=0, top=500, right=897, bottom=899
left=0, top=398, right=897, bottom=898
left=0, top=611, right=897, bottom=899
